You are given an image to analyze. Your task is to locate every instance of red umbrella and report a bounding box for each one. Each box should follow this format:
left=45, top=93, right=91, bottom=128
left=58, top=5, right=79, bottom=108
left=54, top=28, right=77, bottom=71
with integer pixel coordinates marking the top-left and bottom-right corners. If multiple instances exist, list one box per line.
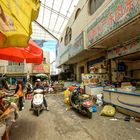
left=0, top=40, right=43, bottom=64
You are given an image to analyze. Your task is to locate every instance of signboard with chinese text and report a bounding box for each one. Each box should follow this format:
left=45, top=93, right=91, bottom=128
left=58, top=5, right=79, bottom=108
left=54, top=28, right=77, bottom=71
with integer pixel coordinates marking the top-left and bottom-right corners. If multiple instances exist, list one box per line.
left=33, top=64, right=50, bottom=73
left=107, top=38, right=140, bottom=59
left=60, top=47, right=69, bottom=65
left=59, top=32, right=84, bottom=65
left=69, top=32, right=84, bottom=58
left=87, top=0, right=140, bottom=47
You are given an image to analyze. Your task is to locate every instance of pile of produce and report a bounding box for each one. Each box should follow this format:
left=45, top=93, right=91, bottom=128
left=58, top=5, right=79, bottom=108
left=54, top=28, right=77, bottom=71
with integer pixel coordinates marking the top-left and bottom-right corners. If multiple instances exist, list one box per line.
left=0, top=90, right=18, bottom=119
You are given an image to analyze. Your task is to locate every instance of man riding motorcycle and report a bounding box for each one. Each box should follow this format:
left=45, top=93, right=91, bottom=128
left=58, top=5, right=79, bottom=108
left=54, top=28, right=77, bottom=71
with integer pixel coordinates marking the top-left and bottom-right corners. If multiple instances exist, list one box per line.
left=30, top=79, right=49, bottom=111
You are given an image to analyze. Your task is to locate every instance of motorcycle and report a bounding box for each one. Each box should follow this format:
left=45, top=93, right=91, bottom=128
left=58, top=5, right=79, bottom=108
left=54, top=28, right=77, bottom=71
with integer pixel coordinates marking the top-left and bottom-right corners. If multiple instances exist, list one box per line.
left=26, top=82, right=33, bottom=94
left=69, top=87, right=93, bottom=119
left=33, top=89, right=44, bottom=116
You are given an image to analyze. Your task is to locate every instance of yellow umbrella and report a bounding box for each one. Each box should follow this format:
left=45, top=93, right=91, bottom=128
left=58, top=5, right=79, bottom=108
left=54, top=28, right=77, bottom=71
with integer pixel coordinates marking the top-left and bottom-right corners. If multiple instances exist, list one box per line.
left=0, top=0, right=40, bottom=48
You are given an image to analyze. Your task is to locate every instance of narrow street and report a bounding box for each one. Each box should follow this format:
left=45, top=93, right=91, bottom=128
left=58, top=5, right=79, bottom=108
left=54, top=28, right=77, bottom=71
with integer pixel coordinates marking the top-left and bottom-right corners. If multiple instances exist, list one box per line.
left=10, top=93, right=140, bottom=140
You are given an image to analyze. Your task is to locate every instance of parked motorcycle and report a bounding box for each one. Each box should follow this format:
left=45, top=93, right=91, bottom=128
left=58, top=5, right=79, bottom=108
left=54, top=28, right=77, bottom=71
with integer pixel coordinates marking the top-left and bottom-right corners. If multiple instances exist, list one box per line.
left=33, top=89, right=44, bottom=116
left=69, top=87, right=93, bottom=119
left=26, top=82, right=33, bottom=94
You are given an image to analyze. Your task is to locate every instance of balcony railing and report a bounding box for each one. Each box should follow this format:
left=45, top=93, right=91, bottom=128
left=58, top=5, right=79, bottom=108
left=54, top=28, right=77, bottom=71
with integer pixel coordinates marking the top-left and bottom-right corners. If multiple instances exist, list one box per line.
left=0, top=66, right=5, bottom=73
left=7, top=65, right=25, bottom=73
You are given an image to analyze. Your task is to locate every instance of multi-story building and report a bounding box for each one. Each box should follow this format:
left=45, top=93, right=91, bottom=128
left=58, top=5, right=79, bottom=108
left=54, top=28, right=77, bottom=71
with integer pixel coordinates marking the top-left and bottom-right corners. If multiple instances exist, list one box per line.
left=0, top=51, right=50, bottom=84
left=56, top=0, right=140, bottom=82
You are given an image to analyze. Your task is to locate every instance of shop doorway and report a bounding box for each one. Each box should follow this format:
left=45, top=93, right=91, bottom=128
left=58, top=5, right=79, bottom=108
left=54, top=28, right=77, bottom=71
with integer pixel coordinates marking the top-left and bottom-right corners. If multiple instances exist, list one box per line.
left=79, top=66, right=84, bottom=82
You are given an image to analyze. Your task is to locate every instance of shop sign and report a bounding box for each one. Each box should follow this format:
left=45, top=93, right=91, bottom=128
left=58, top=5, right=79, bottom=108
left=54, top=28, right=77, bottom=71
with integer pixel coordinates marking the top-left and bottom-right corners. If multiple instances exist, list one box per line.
left=69, top=32, right=84, bottom=58
left=60, top=48, right=69, bottom=59
left=33, top=64, right=50, bottom=73
left=87, top=0, right=140, bottom=47
left=32, top=64, right=44, bottom=73
left=60, top=47, right=69, bottom=65
left=107, top=38, right=140, bottom=59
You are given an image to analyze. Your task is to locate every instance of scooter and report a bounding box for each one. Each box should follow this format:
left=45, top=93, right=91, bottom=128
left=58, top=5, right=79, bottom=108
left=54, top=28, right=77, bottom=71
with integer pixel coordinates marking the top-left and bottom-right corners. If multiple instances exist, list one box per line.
left=69, top=87, right=93, bottom=119
left=33, top=89, right=44, bottom=116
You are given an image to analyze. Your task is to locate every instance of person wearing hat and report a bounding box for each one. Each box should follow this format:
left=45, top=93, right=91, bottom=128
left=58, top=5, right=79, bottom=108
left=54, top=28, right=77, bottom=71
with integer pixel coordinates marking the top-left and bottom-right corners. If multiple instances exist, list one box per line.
left=30, top=79, right=49, bottom=111
left=34, top=79, right=43, bottom=89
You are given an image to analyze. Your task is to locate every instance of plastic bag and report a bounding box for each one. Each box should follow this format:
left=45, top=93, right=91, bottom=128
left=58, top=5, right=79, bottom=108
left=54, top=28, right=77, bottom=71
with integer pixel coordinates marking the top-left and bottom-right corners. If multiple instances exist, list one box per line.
left=100, top=105, right=116, bottom=117
left=63, top=89, right=71, bottom=105
left=96, top=94, right=103, bottom=106
left=64, top=89, right=70, bottom=99
left=64, top=98, right=70, bottom=105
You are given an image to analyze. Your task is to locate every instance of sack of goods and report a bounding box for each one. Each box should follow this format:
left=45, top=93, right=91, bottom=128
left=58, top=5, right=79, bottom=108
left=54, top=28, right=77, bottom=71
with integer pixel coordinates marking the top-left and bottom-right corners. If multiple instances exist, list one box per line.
left=63, top=89, right=70, bottom=105
left=100, top=105, right=116, bottom=117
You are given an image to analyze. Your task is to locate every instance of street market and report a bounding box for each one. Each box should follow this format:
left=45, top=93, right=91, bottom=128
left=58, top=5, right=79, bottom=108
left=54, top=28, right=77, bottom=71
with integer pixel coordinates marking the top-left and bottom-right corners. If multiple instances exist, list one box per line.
left=1, top=0, right=140, bottom=140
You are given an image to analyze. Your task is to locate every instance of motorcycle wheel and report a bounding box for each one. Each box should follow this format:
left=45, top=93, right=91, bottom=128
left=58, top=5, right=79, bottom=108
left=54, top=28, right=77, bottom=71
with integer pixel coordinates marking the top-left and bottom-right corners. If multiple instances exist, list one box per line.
left=86, top=108, right=92, bottom=119
left=36, top=110, right=40, bottom=117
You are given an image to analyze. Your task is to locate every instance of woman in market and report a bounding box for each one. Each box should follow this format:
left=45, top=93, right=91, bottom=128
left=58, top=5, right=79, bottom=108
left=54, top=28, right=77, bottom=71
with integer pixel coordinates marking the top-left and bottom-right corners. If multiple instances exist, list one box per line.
left=15, top=81, right=24, bottom=111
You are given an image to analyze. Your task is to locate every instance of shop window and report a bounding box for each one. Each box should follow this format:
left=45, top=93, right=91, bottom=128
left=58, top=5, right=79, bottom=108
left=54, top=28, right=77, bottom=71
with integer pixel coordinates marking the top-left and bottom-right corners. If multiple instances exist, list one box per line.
left=64, top=27, right=72, bottom=46
left=88, top=0, right=105, bottom=15
left=75, top=8, right=81, bottom=20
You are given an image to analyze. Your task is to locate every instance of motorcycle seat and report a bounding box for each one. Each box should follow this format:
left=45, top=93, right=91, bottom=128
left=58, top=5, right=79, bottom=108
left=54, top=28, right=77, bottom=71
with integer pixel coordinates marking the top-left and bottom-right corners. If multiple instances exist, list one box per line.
left=79, top=94, right=90, bottom=100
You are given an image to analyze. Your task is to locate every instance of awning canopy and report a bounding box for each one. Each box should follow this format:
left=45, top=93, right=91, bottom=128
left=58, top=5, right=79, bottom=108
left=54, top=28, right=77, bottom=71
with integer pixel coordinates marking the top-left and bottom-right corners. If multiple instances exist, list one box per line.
left=0, top=40, right=43, bottom=64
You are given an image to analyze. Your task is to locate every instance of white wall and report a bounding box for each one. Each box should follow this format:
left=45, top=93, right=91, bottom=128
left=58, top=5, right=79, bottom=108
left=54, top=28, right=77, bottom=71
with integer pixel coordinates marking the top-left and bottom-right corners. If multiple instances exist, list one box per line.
left=43, top=51, right=50, bottom=64
left=57, top=0, right=112, bottom=64
left=59, top=0, right=112, bottom=45
left=0, top=60, right=8, bottom=66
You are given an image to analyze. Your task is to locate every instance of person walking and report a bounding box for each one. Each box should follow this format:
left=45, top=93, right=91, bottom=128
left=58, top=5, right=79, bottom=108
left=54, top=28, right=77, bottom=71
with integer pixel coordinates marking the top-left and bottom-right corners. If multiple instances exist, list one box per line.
left=15, top=81, right=24, bottom=111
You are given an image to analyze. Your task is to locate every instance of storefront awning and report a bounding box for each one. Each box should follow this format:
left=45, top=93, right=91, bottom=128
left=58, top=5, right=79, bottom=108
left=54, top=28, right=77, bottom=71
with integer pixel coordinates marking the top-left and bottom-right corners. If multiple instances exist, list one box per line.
left=0, top=40, right=43, bottom=64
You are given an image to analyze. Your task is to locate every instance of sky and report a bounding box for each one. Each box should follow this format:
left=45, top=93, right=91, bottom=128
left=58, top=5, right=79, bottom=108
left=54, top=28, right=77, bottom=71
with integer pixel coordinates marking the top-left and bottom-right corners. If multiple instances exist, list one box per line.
left=42, top=40, right=57, bottom=63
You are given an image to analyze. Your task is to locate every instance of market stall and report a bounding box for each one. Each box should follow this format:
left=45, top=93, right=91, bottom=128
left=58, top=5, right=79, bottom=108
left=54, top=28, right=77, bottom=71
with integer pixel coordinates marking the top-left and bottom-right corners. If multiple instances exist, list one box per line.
left=53, top=81, right=64, bottom=92
left=0, top=86, right=19, bottom=140
left=82, top=59, right=109, bottom=96
left=103, top=37, right=140, bottom=117
left=103, top=88, right=140, bottom=117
